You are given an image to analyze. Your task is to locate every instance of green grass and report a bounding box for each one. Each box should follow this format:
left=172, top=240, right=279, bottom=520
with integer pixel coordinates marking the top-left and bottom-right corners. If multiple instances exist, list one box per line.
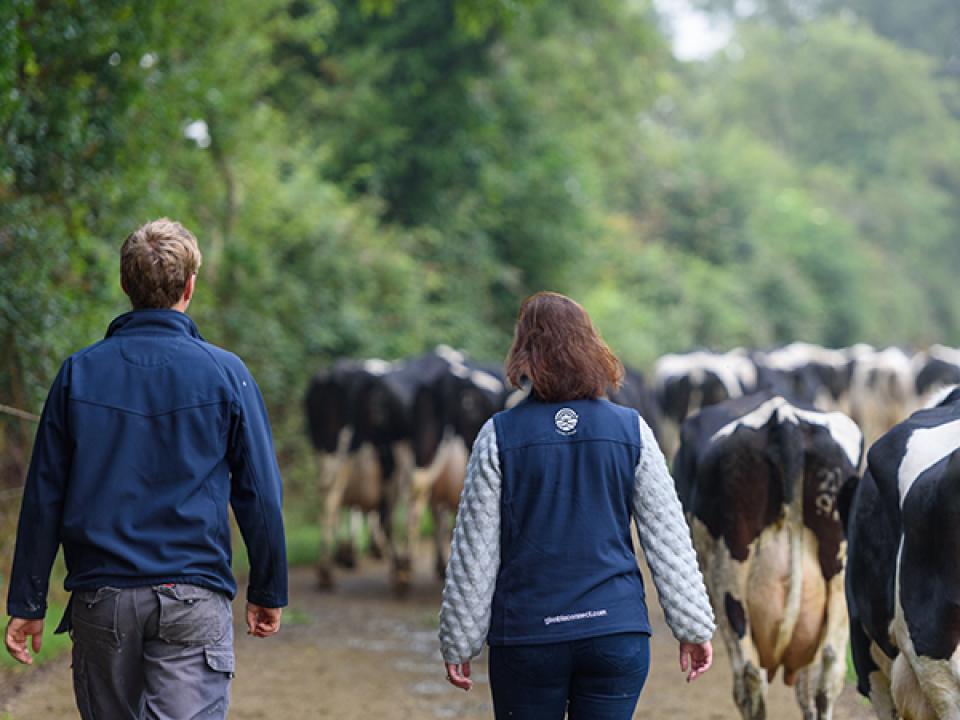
left=286, top=523, right=323, bottom=567
left=0, top=551, right=71, bottom=671
left=231, top=518, right=324, bottom=576
left=0, top=601, right=71, bottom=670
left=227, top=474, right=445, bottom=576
left=281, top=607, right=312, bottom=626
left=419, top=610, right=440, bottom=629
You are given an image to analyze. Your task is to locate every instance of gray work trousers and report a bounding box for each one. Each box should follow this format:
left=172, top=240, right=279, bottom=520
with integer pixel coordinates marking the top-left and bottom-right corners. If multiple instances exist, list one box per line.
left=70, top=584, right=234, bottom=720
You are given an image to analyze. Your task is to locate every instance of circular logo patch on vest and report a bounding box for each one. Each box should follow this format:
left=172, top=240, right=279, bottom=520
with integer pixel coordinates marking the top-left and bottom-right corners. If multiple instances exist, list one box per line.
left=555, top=407, right=579, bottom=436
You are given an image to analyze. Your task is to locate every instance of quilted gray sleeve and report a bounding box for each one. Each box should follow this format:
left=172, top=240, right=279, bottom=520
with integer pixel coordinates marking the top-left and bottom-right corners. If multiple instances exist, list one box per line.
left=633, top=416, right=716, bottom=644
left=438, top=419, right=501, bottom=664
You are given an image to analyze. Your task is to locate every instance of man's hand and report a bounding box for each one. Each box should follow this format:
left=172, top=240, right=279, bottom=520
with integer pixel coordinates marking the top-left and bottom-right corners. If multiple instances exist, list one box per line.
left=245, top=603, right=282, bottom=638
left=5, top=618, right=44, bottom=665
left=679, top=640, right=713, bottom=682
left=444, top=661, right=473, bottom=691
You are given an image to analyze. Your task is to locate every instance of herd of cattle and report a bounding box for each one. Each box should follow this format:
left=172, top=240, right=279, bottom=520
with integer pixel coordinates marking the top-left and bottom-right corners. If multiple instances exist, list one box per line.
left=304, top=341, right=960, bottom=720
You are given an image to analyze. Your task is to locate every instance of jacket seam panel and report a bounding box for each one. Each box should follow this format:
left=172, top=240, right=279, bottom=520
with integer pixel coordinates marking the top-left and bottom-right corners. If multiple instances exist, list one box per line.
left=69, top=397, right=226, bottom=417
left=189, top=341, right=282, bottom=601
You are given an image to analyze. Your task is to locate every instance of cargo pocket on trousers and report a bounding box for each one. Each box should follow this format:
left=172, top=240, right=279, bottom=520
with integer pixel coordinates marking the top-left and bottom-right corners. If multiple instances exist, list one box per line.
left=204, top=646, right=236, bottom=678
left=156, top=585, right=230, bottom=646
left=71, top=587, right=122, bottom=649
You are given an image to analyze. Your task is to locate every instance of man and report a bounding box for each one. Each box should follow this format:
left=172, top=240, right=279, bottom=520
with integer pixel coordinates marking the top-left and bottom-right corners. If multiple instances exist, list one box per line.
left=4, top=219, right=287, bottom=719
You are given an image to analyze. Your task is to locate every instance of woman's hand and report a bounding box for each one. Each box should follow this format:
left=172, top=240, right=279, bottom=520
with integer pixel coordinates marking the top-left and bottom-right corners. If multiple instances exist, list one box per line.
left=679, top=640, right=713, bottom=682
left=445, top=661, right=473, bottom=691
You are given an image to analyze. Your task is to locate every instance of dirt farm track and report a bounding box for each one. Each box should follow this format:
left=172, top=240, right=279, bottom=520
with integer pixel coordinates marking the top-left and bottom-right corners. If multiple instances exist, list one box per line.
left=0, top=553, right=874, bottom=720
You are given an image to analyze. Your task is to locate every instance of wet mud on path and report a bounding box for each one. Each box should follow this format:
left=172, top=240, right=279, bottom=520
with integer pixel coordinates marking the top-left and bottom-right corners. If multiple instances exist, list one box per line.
left=2, top=554, right=874, bottom=719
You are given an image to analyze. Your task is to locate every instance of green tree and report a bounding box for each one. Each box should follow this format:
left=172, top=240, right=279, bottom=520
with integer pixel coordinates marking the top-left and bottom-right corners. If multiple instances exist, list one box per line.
left=1, top=0, right=172, bottom=482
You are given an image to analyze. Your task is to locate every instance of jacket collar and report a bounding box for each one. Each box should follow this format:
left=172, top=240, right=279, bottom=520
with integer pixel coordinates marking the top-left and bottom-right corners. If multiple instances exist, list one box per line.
left=105, top=309, right=203, bottom=340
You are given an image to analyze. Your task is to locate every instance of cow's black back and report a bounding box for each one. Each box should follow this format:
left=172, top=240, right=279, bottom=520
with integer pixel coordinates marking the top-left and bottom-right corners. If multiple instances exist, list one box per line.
left=846, top=395, right=960, bottom=698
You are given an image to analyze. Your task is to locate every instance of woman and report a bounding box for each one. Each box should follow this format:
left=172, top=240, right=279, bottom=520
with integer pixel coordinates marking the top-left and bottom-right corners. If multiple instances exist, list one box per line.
left=438, top=292, right=715, bottom=719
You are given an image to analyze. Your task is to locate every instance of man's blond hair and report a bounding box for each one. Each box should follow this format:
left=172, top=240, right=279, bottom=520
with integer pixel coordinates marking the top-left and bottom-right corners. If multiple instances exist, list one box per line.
left=121, top=219, right=202, bottom=309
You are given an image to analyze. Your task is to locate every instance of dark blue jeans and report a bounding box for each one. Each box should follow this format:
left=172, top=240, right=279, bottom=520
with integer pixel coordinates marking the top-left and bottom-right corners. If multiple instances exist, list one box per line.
left=488, top=632, right=651, bottom=720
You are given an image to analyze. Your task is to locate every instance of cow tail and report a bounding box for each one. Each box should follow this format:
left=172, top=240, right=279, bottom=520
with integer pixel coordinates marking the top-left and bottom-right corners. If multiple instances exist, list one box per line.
left=773, top=412, right=806, bottom=662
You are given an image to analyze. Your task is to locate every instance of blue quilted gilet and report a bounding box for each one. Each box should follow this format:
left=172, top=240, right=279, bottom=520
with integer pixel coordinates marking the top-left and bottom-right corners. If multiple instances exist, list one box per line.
left=489, top=397, right=652, bottom=645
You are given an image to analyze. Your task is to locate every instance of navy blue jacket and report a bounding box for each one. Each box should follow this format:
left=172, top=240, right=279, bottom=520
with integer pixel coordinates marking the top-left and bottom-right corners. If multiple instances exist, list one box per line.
left=7, top=310, right=288, bottom=622
left=489, top=397, right=651, bottom=645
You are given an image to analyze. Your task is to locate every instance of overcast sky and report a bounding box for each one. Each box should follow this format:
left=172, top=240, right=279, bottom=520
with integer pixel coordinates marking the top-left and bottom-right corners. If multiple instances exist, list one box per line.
left=654, top=0, right=733, bottom=60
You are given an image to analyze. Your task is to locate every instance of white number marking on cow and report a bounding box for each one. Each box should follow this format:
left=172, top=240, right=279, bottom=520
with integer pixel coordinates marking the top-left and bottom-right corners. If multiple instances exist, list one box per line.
left=815, top=467, right=843, bottom=518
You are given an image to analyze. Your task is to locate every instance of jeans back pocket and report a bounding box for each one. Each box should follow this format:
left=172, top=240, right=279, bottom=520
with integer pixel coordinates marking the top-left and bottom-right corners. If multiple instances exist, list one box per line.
left=592, top=632, right=651, bottom=676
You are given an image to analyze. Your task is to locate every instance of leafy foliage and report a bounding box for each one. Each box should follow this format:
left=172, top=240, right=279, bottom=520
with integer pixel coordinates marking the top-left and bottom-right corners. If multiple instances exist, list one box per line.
left=3, top=0, right=960, bottom=494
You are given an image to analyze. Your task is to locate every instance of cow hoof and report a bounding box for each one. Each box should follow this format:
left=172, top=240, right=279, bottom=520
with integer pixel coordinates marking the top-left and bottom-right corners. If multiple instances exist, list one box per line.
left=393, top=577, right=412, bottom=598
left=393, top=557, right=413, bottom=597
left=316, top=566, right=335, bottom=591
left=334, top=542, right=356, bottom=569
left=368, top=542, right=385, bottom=561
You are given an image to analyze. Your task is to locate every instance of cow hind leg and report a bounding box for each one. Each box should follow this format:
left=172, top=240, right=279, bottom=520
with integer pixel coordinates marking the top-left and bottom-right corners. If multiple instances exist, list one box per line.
left=891, top=653, right=938, bottom=720
left=794, top=665, right=819, bottom=720
left=816, top=644, right=844, bottom=720
left=724, top=589, right=768, bottom=719
left=869, top=677, right=898, bottom=720
left=794, top=570, right=850, bottom=720
left=333, top=540, right=356, bottom=568
left=733, top=660, right=768, bottom=720
left=861, top=641, right=899, bottom=720
left=692, top=521, right=768, bottom=720
left=907, top=653, right=960, bottom=720
left=391, top=555, right=413, bottom=597
left=316, top=455, right=351, bottom=591
left=334, top=510, right=359, bottom=568
left=794, top=644, right=844, bottom=720
left=719, top=586, right=768, bottom=720
left=366, top=510, right=389, bottom=560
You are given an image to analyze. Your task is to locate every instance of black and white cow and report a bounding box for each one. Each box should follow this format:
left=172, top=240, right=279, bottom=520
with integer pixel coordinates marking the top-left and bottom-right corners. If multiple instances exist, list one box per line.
left=754, top=343, right=856, bottom=412
left=654, top=350, right=758, bottom=426
left=305, top=347, right=507, bottom=591
left=304, top=357, right=406, bottom=589
left=674, top=391, right=863, bottom=720
left=654, top=349, right=758, bottom=459
left=848, top=345, right=917, bottom=448
left=914, top=345, right=960, bottom=400
left=609, top=365, right=664, bottom=446
left=842, top=390, right=960, bottom=720
left=411, top=348, right=508, bottom=579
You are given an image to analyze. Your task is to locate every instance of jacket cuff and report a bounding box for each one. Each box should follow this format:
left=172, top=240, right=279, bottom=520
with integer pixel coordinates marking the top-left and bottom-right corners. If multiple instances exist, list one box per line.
left=677, top=628, right=715, bottom=645
left=441, top=647, right=468, bottom=664
left=246, top=588, right=287, bottom=608
left=7, top=602, right=46, bottom=621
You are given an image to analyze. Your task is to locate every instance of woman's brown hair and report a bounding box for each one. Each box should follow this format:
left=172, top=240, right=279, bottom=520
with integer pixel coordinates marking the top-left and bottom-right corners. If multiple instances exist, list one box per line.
left=505, top=292, right=623, bottom=403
